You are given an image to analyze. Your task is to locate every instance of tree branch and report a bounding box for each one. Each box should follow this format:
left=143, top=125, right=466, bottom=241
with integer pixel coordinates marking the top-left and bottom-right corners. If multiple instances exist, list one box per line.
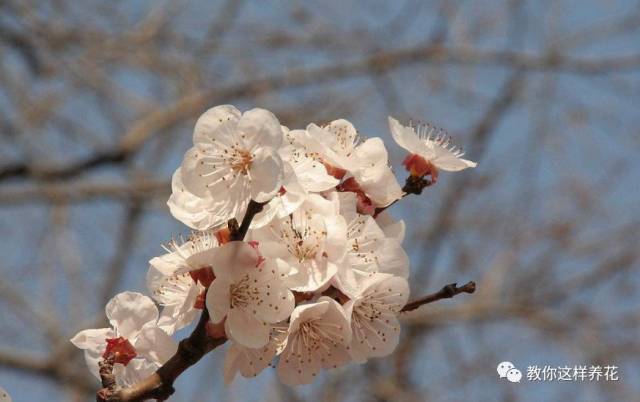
left=94, top=278, right=476, bottom=401
left=231, top=200, right=266, bottom=241
left=97, top=308, right=226, bottom=402
left=401, top=281, right=476, bottom=312
left=95, top=201, right=268, bottom=401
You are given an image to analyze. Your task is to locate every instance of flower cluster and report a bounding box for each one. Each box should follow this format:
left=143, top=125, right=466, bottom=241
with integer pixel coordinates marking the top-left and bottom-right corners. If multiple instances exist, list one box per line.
left=72, top=105, right=475, bottom=387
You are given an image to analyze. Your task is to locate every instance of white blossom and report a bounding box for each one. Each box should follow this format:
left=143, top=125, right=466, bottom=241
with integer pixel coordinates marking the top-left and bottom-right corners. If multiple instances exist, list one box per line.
left=307, top=119, right=402, bottom=207
left=223, top=323, right=288, bottom=384
left=172, top=105, right=285, bottom=230
left=251, top=126, right=342, bottom=228
left=252, top=194, right=347, bottom=292
left=147, top=231, right=219, bottom=335
left=343, top=273, right=409, bottom=363
left=206, top=241, right=295, bottom=348
left=333, top=192, right=409, bottom=294
left=388, top=116, right=477, bottom=178
left=277, top=296, right=352, bottom=385
left=70, top=292, right=177, bottom=386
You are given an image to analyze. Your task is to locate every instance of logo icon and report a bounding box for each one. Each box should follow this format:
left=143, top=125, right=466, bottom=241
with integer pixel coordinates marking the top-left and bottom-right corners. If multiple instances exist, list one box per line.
left=506, top=368, right=522, bottom=383
left=497, top=362, right=522, bottom=383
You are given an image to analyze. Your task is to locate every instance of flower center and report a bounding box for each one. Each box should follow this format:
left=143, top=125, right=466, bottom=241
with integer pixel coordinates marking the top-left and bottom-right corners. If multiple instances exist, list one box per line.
left=229, top=274, right=256, bottom=309
left=103, top=337, right=137, bottom=365
left=279, top=218, right=325, bottom=263
left=298, top=321, right=324, bottom=351
left=229, top=148, right=252, bottom=174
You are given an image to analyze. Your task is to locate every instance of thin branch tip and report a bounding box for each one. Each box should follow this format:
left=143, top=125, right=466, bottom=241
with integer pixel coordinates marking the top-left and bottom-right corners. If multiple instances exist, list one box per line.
left=401, top=280, right=477, bottom=312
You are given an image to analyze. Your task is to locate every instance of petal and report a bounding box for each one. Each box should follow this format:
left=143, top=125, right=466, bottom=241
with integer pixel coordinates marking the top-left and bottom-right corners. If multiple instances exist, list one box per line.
left=225, top=308, right=270, bottom=348
left=388, top=117, right=433, bottom=157
left=375, top=211, right=406, bottom=244
left=285, top=259, right=337, bottom=292
left=432, top=147, right=478, bottom=171
left=223, top=343, right=243, bottom=384
left=357, top=165, right=403, bottom=207
left=317, top=296, right=352, bottom=345
left=134, top=325, right=178, bottom=365
left=377, top=239, right=410, bottom=278
left=251, top=260, right=295, bottom=323
left=249, top=148, right=284, bottom=202
left=193, top=105, right=241, bottom=144
left=70, top=328, right=114, bottom=350
left=167, top=168, right=223, bottom=231
left=251, top=163, right=306, bottom=228
left=211, top=241, right=260, bottom=282
left=277, top=346, right=322, bottom=385
left=237, top=108, right=283, bottom=149
left=287, top=300, right=330, bottom=334
left=155, top=282, right=200, bottom=335
left=116, top=359, right=157, bottom=387
left=83, top=348, right=106, bottom=380
left=106, top=292, right=159, bottom=340
left=282, top=129, right=339, bottom=192
left=179, top=146, right=217, bottom=198
left=206, top=277, right=231, bottom=323
left=354, top=138, right=388, bottom=170
left=306, top=122, right=355, bottom=170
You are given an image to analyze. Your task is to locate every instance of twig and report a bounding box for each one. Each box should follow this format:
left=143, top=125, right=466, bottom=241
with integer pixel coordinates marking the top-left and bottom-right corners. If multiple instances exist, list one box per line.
left=231, top=200, right=265, bottom=241
left=96, top=308, right=226, bottom=402
left=401, top=281, right=476, bottom=312
left=95, top=199, right=267, bottom=401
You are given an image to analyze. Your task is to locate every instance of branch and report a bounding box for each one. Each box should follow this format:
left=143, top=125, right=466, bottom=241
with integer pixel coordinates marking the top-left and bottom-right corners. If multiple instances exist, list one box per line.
left=2, top=46, right=637, bottom=183
left=231, top=200, right=266, bottom=241
left=95, top=201, right=266, bottom=401
left=97, top=308, right=226, bottom=402
left=401, top=281, right=476, bottom=312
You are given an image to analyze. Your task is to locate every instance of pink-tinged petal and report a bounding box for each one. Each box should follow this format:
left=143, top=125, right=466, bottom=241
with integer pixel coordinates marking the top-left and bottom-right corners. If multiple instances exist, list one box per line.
left=251, top=261, right=295, bottom=323
left=249, top=148, right=284, bottom=202
left=317, top=296, right=352, bottom=344
left=206, top=277, right=231, bottom=323
left=223, top=343, right=243, bottom=384
left=210, top=241, right=261, bottom=282
left=285, top=258, right=337, bottom=292
left=134, top=325, right=178, bottom=365
left=105, top=292, right=158, bottom=340
left=287, top=300, right=330, bottom=334
left=193, top=105, right=241, bottom=145
left=237, top=108, right=283, bottom=149
left=225, top=308, right=270, bottom=348
left=277, top=346, right=322, bottom=385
